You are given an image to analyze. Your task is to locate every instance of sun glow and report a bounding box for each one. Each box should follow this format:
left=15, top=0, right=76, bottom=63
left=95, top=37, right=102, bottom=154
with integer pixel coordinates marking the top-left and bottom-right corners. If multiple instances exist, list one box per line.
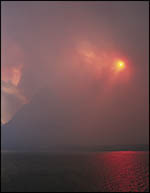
left=116, top=60, right=125, bottom=71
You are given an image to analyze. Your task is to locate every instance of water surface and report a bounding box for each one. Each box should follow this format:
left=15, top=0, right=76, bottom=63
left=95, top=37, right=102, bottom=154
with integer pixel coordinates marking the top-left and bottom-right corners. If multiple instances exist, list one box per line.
left=1, top=151, right=149, bottom=192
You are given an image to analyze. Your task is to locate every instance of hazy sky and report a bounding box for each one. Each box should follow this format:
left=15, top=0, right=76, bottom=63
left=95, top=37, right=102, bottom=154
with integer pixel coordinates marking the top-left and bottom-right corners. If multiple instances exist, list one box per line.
left=1, top=1, right=149, bottom=145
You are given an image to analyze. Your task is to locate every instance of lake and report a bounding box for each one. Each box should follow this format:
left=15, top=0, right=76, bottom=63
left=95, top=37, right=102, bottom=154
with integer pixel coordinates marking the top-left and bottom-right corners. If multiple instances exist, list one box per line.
left=1, top=151, right=149, bottom=192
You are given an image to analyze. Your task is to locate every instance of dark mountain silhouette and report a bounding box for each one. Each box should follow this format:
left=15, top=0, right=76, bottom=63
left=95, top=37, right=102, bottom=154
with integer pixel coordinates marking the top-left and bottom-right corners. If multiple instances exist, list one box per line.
left=1, top=86, right=93, bottom=151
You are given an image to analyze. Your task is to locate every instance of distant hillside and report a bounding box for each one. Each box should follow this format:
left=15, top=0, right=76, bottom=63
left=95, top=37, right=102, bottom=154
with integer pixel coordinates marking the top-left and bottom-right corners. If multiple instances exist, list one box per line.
left=1, top=86, right=92, bottom=151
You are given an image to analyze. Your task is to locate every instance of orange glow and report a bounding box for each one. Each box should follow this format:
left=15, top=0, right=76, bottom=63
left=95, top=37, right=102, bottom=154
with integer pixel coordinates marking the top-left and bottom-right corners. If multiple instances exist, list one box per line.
left=77, top=41, right=130, bottom=83
left=2, top=65, right=22, bottom=86
left=12, top=67, right=22, bottom=86
left=78, top=42, right=96, bottom=64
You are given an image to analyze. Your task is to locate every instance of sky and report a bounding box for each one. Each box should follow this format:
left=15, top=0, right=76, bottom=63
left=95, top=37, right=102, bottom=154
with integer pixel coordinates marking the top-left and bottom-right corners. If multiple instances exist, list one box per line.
left=1, top=1, right=149, bottom=145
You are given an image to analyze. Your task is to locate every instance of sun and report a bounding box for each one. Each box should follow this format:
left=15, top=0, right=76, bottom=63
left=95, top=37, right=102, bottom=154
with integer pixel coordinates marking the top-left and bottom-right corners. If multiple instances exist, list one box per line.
left=116, top=60, right=125, bottom=71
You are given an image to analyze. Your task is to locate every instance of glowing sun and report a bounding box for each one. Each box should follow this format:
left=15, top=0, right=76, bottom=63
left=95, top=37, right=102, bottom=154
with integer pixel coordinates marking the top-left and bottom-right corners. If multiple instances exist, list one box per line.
left=115, top=60, right=125, bottom=71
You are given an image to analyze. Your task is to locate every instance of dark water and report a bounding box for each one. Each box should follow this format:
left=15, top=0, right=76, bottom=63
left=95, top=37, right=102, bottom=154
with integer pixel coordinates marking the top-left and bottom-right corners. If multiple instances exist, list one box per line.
left=1, top=151, right=149, bottom=192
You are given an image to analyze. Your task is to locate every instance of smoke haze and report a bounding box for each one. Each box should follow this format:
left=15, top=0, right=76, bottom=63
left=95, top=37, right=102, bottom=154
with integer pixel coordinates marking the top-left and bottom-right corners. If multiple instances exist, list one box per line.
left=1, top=2, right=149, bottom=147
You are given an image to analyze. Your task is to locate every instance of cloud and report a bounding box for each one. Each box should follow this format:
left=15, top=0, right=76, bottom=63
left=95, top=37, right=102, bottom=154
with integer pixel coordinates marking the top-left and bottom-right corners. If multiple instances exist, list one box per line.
left=2, top=81, right=28, bottom=104
left=1, top=80, right=28, bottom=123
left=1, top=29, right=27, bottom=122
left=1, top=38, right=24, bottom=86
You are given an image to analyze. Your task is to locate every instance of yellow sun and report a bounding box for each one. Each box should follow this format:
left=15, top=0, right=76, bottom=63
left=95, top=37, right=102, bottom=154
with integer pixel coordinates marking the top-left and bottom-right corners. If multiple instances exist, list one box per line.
left=116, top=60, right=125, bottom=71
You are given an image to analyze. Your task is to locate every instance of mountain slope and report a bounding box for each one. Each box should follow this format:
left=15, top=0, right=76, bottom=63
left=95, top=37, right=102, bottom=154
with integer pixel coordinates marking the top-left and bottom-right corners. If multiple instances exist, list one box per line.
left=1, top=86, right=93, bottom=151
